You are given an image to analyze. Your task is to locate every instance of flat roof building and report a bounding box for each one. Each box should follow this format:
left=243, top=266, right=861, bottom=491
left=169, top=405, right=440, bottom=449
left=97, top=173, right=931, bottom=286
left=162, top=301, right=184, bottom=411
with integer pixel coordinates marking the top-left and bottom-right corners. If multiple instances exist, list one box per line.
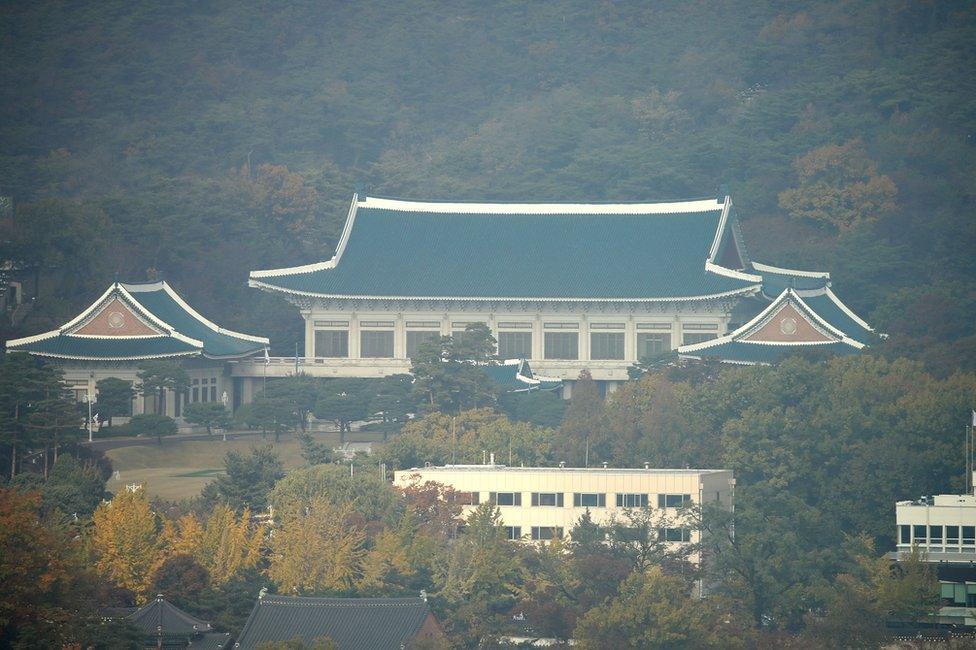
left=393, top=464, right=733, bottom=560
left=894, top=475, right=976, bottom=628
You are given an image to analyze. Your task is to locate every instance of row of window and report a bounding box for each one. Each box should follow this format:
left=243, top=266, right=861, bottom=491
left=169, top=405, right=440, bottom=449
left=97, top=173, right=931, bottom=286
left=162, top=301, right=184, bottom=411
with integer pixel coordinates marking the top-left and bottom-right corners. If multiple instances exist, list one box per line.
left=899, top=524, right=976, bottom=546
left=482, top=492, right=692, bottom=508
left=502, top=526, right=692, bottom=542
left=188, top=377, right=218, bottom=404
left=314, top=328, right=719, bottom=360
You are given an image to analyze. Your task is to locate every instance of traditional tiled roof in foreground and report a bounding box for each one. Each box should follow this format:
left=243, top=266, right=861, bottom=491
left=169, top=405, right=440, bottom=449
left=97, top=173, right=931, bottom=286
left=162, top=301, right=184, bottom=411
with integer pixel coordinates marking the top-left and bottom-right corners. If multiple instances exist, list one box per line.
left=678, top=288, right=868, bottom=365
left=484, top=359, right=563, bottom=392
left=250, top=194, right=762, bottom=301
left=234, top=595, right=436, bottom=650
left=126, top=594, right=212, bottom=637
left=5, top=281, right=268, bottom=362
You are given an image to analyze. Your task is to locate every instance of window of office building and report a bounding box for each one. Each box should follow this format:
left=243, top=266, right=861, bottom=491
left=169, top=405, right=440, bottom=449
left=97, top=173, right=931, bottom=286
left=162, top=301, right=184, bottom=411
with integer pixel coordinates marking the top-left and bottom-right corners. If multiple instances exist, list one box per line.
left=658, top=494, right=691, bottom=508
left=498, top=331, right=532, bottom=359
left=636, top=333, right=672, bottom=357
left=191, top=378, right=199, bottom=403
left=504, top=526, right=522, bottom=540
left=406, top=330, right=440, bottom=358
left=531, top=526, right=563, bottom=541
left=899, top=525, right=910, bottom=544
left=930, top=525, right=943, bottom=543
left=573, top=493, right=606, bottom=508
left=616, top=493, right=648, bottom=508
left=544, top=332, right=578, bottom=360
left=450, top=491, right=480, bottom=506
left=315, top=330, right=349, bottom=358
left=360, top=330, right=394, bottom=358
left=913, top=525, right=927, bottom=542
left=963, top=526, right=975, bottom=545
left=659, top=527, right=691, bottom=542
left=590, top=332, right=625, bottom=360
left=489, top=492, right=522, bottom=506
left=210, top=378, right=217, bottom=402
left=531, top=492, right=564, bottom=507
left=947, top=525, right=960, bottom=545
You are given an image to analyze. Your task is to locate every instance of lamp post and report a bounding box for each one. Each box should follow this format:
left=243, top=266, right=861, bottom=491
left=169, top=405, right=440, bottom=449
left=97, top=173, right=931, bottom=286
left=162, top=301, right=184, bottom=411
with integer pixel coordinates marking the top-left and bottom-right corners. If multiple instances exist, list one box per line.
left=221, top=391, right=229, bottom=442
left=84, top=392, right=95, bottom=443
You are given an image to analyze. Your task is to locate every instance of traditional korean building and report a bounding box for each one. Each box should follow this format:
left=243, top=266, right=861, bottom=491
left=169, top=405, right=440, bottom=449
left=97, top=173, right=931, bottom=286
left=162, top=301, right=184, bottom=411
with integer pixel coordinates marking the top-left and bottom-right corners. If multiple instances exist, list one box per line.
left=5, top=280, right=268, bottom=417
left=247, top=193, right=874, bottom=394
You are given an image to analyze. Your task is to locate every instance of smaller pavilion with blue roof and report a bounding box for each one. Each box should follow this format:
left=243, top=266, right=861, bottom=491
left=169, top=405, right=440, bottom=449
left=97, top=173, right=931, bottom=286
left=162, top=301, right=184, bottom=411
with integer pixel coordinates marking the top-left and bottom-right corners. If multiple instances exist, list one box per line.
left=678, top=261, right=875, bottom=365
left=5, top=280, right=268, bottom=420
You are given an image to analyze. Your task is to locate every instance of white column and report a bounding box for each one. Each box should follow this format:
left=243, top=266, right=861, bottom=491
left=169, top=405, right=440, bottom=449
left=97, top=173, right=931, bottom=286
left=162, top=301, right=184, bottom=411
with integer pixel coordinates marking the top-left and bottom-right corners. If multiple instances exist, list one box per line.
left=349, top=314, right=360, bottom=358
left=579, top=315, right=589, bottom=361
left=625, top=316, right=636, bottom=361
left=394, top=314, right=406, bottom=359
left=533, top=314, right=543, bottom=361
left=303, top=312, right=314, bottom=357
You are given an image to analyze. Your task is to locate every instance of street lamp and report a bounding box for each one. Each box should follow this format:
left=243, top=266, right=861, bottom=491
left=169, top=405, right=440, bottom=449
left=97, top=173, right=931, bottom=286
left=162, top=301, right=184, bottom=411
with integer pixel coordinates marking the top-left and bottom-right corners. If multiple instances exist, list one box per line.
left=221, top=391, right=230, bottom=442
left=84, top=392, right=96, bottom=443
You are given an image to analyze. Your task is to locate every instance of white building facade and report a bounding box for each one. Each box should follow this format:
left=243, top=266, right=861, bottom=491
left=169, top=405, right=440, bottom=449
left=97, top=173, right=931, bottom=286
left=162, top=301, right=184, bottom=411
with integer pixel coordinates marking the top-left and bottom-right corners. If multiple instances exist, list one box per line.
left=393, top=464, right=733, bottom=559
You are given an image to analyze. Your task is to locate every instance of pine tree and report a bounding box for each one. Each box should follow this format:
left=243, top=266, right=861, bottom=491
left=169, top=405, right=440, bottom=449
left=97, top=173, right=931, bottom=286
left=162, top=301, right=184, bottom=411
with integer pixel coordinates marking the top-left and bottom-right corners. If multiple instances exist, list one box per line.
left=558, top=370, right=605, bottom=466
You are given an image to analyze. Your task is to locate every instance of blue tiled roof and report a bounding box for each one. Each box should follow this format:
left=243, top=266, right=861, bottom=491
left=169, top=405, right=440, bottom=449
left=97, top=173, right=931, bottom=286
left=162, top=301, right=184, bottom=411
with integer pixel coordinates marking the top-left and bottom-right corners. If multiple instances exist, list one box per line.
left=6, top=282, right=267, bottom=362
left=802, top=292, right=873, bottom=344
left=484, top=360, right=563, bottom=392
left=7, top=334, right=198, bottom=360
left=235, top=596, right=435, bottom=650
left=685, top=340, right=861, bottom=364
left=129, top=285, right=266, bottom=358
left=251, top=197, right=758, bottom=300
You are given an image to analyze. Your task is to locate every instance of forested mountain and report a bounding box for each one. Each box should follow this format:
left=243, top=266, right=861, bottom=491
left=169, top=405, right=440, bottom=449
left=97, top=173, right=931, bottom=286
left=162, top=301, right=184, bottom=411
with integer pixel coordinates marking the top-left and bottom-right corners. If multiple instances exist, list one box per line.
left=1, top=1, right=974, bottom=371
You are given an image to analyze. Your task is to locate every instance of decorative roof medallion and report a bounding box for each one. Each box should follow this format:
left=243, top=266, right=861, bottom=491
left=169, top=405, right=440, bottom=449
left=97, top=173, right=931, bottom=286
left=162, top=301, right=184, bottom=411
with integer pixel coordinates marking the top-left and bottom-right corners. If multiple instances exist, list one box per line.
left=779, top=316, right=798, bottom=336
left=107, top=311, right=126, bottom=329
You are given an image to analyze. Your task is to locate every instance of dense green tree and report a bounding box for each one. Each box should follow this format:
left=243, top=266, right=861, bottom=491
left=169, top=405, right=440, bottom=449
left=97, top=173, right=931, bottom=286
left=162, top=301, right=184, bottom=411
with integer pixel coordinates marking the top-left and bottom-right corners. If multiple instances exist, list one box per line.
left=315, top=379, right=372, bottom=442
left=0, top=354, right=70, bottom=478
left=127, top=413, right=178, bottom=445
left=202, top=445, right=284, bottom=512
left=269, top=462, right=400, bottom=524
left=183, top=402, right=231, bottom=436
left=261, top=376, right=320, bottom=433
left=557, top=370, right=605, bottom=466
left=136, top=361, right=189, bottom=417
left=95, top=377, right=136, bottom=427
left=411, top=325, right=500, bottom=414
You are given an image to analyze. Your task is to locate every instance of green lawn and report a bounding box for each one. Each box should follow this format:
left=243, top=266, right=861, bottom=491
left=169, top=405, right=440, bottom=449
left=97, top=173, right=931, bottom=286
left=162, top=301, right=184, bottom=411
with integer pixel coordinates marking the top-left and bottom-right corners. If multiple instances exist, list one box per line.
left=103, top=432, right=341, bottom=500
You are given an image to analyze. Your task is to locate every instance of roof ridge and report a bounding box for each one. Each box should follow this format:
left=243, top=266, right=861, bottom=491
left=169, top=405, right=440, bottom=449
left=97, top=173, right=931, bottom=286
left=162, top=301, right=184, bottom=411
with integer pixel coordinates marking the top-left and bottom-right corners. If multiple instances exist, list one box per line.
left=360, top=195, right=724, bottom=215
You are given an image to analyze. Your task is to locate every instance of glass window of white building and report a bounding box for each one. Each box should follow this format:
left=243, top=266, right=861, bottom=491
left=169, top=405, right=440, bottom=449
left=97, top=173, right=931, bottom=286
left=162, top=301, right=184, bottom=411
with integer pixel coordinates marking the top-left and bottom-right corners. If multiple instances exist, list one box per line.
left=590, top=332, right=625, bottom=360
left=498, top=331, right=532, bottom=359
left=315, top=330, right=349, bottom=358
left=360, top=329, right=394, bottom=358
left=544, top=327, right=578, bottom=359
left=406, top=330, right=440, bottom=358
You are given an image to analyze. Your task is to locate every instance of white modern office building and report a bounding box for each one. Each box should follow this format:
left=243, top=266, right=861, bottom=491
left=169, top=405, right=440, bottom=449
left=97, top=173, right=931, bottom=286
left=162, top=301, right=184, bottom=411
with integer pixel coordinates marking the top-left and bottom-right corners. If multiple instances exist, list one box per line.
left=393, top=463, right=733, bottom=562
left=894, top=475, right=976, bottom=628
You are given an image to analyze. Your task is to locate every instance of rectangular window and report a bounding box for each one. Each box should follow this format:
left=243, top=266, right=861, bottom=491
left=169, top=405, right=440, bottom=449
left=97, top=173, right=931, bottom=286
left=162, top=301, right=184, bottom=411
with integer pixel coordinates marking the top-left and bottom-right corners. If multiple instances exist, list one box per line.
left=900, top=525, right=911, bottom=544
left=658, top=494, right=692, bottom=508
left=360, top=321, right=395, bottom=328
left=406, top=331, right=440, bottom=358
left=637, top=333, right=672, bottom=357
left=964, top=526, right=976, bottom=545
left=497, top=322, right=532, bottom=329
left=947, top=526, right=960, bottom=545
left=589, top=322, right=625, bottom=330
left=191, top=385, right=199, bottom=403
left=315, top=330, right=349, bottom=358
left=313, top=320, right=349, bottom=328
left=573, top=493, right=607, bottom=508
left=637, top=322, right=672, bottom=330
left=682, top=333, right=717, bottom=345
left=543, top=322, right=578, bottom=329
left=590, top=332, right=625, bottom=360
left=683, top=323, right=719, bottom=331
left=913, top=525, right=927, bottom=542
left=930, top=525, right=943, bottom=543
left=210, top=383, right=217, bottom=402
left=531, top=492, right=564, bottom=507
left=360, top=331, right=394, bottom=358
left=544, top=332, right=578, bottom=360
left=498, top=332, right=532, bottom=359
left=659, top=527, right=692, bottom=542
left=531, top=526, right=563, bottom=541
left=489, top=492, right=521, bottom=506
left=504, top=526, right=522, bottom=540
left=616, top=493, right=649, bottom=508
left=405, top=321, right=440, bottom=328
left=451, top=491, right=479, bottom=506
